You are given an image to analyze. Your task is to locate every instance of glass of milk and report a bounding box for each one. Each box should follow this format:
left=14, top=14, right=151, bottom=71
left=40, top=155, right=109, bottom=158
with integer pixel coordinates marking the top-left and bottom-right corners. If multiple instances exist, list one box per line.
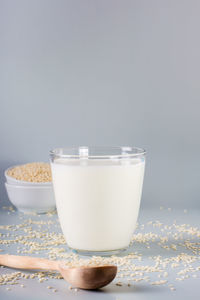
left=50, top=146, right=146, bottom=255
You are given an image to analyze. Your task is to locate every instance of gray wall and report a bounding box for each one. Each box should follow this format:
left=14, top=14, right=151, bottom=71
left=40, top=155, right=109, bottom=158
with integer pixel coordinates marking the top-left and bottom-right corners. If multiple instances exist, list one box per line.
left=1, top=0, right=200, bottom=208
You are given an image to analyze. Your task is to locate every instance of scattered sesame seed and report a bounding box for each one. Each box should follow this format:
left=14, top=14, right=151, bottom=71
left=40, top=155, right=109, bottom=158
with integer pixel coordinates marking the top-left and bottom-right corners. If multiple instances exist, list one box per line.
left=163, top=272, right=168, bottom=277
left=151, top=280, right=167, bottom=285
left=0, top=209, right=199, bottom=294
left=116, top=282, right=123, bottom=286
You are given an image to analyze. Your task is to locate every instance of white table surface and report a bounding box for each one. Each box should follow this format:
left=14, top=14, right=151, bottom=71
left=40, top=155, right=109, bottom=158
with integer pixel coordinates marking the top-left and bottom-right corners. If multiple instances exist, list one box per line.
left=0, top=206, right=199, bottom=300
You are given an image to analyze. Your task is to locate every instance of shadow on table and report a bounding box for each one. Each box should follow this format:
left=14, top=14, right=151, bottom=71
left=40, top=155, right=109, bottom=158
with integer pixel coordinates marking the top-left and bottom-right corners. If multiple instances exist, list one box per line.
left=72, top=283, right=164, bottom=300
left=103, top=283, right=164, bottom=293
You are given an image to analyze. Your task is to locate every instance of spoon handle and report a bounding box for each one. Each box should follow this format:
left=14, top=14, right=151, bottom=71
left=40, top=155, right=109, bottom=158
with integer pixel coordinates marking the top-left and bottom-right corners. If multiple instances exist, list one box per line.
left=0, top=254, right=59, bottom=271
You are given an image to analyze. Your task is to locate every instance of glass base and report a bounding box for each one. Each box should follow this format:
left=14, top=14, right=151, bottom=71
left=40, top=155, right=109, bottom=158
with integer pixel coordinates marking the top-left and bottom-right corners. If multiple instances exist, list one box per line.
left=70, top=246, right=128, bottom=257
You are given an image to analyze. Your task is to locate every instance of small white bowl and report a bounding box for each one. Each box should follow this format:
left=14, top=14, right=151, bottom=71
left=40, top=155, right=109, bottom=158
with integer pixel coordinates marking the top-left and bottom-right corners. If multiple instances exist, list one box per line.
left=5, top=183, right=56, bottom=214
left=5, top=166, right=52, bottom=186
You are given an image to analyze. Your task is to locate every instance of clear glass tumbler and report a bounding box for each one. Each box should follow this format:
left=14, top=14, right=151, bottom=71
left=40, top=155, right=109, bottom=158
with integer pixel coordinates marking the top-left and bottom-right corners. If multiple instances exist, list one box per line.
left=50, top=146, right=146, bottom=256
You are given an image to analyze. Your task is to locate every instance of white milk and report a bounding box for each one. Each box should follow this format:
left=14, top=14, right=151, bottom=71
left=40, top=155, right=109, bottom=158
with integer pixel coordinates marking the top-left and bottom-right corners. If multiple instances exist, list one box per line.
left=51, top=158, right=145, bottom=252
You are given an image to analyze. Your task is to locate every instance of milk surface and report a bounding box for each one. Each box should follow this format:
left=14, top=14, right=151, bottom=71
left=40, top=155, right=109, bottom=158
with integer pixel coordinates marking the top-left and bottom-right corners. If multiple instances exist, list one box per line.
left=51, top=158, right=145, bottom=251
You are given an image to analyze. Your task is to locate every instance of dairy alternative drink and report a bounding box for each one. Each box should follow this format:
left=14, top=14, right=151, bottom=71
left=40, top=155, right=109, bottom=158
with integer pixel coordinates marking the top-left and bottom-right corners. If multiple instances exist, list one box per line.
left=51, top=157, right=145, bottom=252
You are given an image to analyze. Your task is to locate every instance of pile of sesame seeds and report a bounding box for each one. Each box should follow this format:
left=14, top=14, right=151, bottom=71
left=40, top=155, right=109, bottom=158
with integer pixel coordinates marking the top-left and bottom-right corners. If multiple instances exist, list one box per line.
left=0, top=206, right=199, bottom=294
left=6, top=162, right=52, bottom=183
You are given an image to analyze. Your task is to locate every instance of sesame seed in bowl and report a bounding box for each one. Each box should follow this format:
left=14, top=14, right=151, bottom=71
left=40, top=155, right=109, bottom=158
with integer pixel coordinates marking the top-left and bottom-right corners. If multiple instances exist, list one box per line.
left=4, top=162, right=56, bottom=213
left=5, top=162, right=52, bottom=186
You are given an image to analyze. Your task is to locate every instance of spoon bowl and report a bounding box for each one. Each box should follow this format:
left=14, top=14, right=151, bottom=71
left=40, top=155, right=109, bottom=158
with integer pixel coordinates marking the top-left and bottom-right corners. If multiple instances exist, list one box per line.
left=59, top=264, right=117, bottom=290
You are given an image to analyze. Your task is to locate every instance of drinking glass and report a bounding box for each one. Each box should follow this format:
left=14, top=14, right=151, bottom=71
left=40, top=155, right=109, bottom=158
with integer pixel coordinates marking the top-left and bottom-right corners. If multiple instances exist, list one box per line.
left=50, top=146, right=146, bottom=256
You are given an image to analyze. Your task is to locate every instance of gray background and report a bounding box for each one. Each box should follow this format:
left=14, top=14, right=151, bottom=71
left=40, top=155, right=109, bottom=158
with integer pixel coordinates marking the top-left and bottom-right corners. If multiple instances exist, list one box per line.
left=0, top=0, right=199, bottom=208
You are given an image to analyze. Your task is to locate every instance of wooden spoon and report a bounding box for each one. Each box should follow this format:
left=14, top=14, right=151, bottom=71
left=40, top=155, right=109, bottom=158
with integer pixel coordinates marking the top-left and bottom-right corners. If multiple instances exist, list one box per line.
left=0, top=254, right=117, bottom=290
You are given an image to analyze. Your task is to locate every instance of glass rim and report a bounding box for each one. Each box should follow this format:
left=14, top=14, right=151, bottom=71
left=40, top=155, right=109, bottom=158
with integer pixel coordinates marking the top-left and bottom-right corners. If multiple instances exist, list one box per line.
left=50, top=146, right=146, bottom=159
